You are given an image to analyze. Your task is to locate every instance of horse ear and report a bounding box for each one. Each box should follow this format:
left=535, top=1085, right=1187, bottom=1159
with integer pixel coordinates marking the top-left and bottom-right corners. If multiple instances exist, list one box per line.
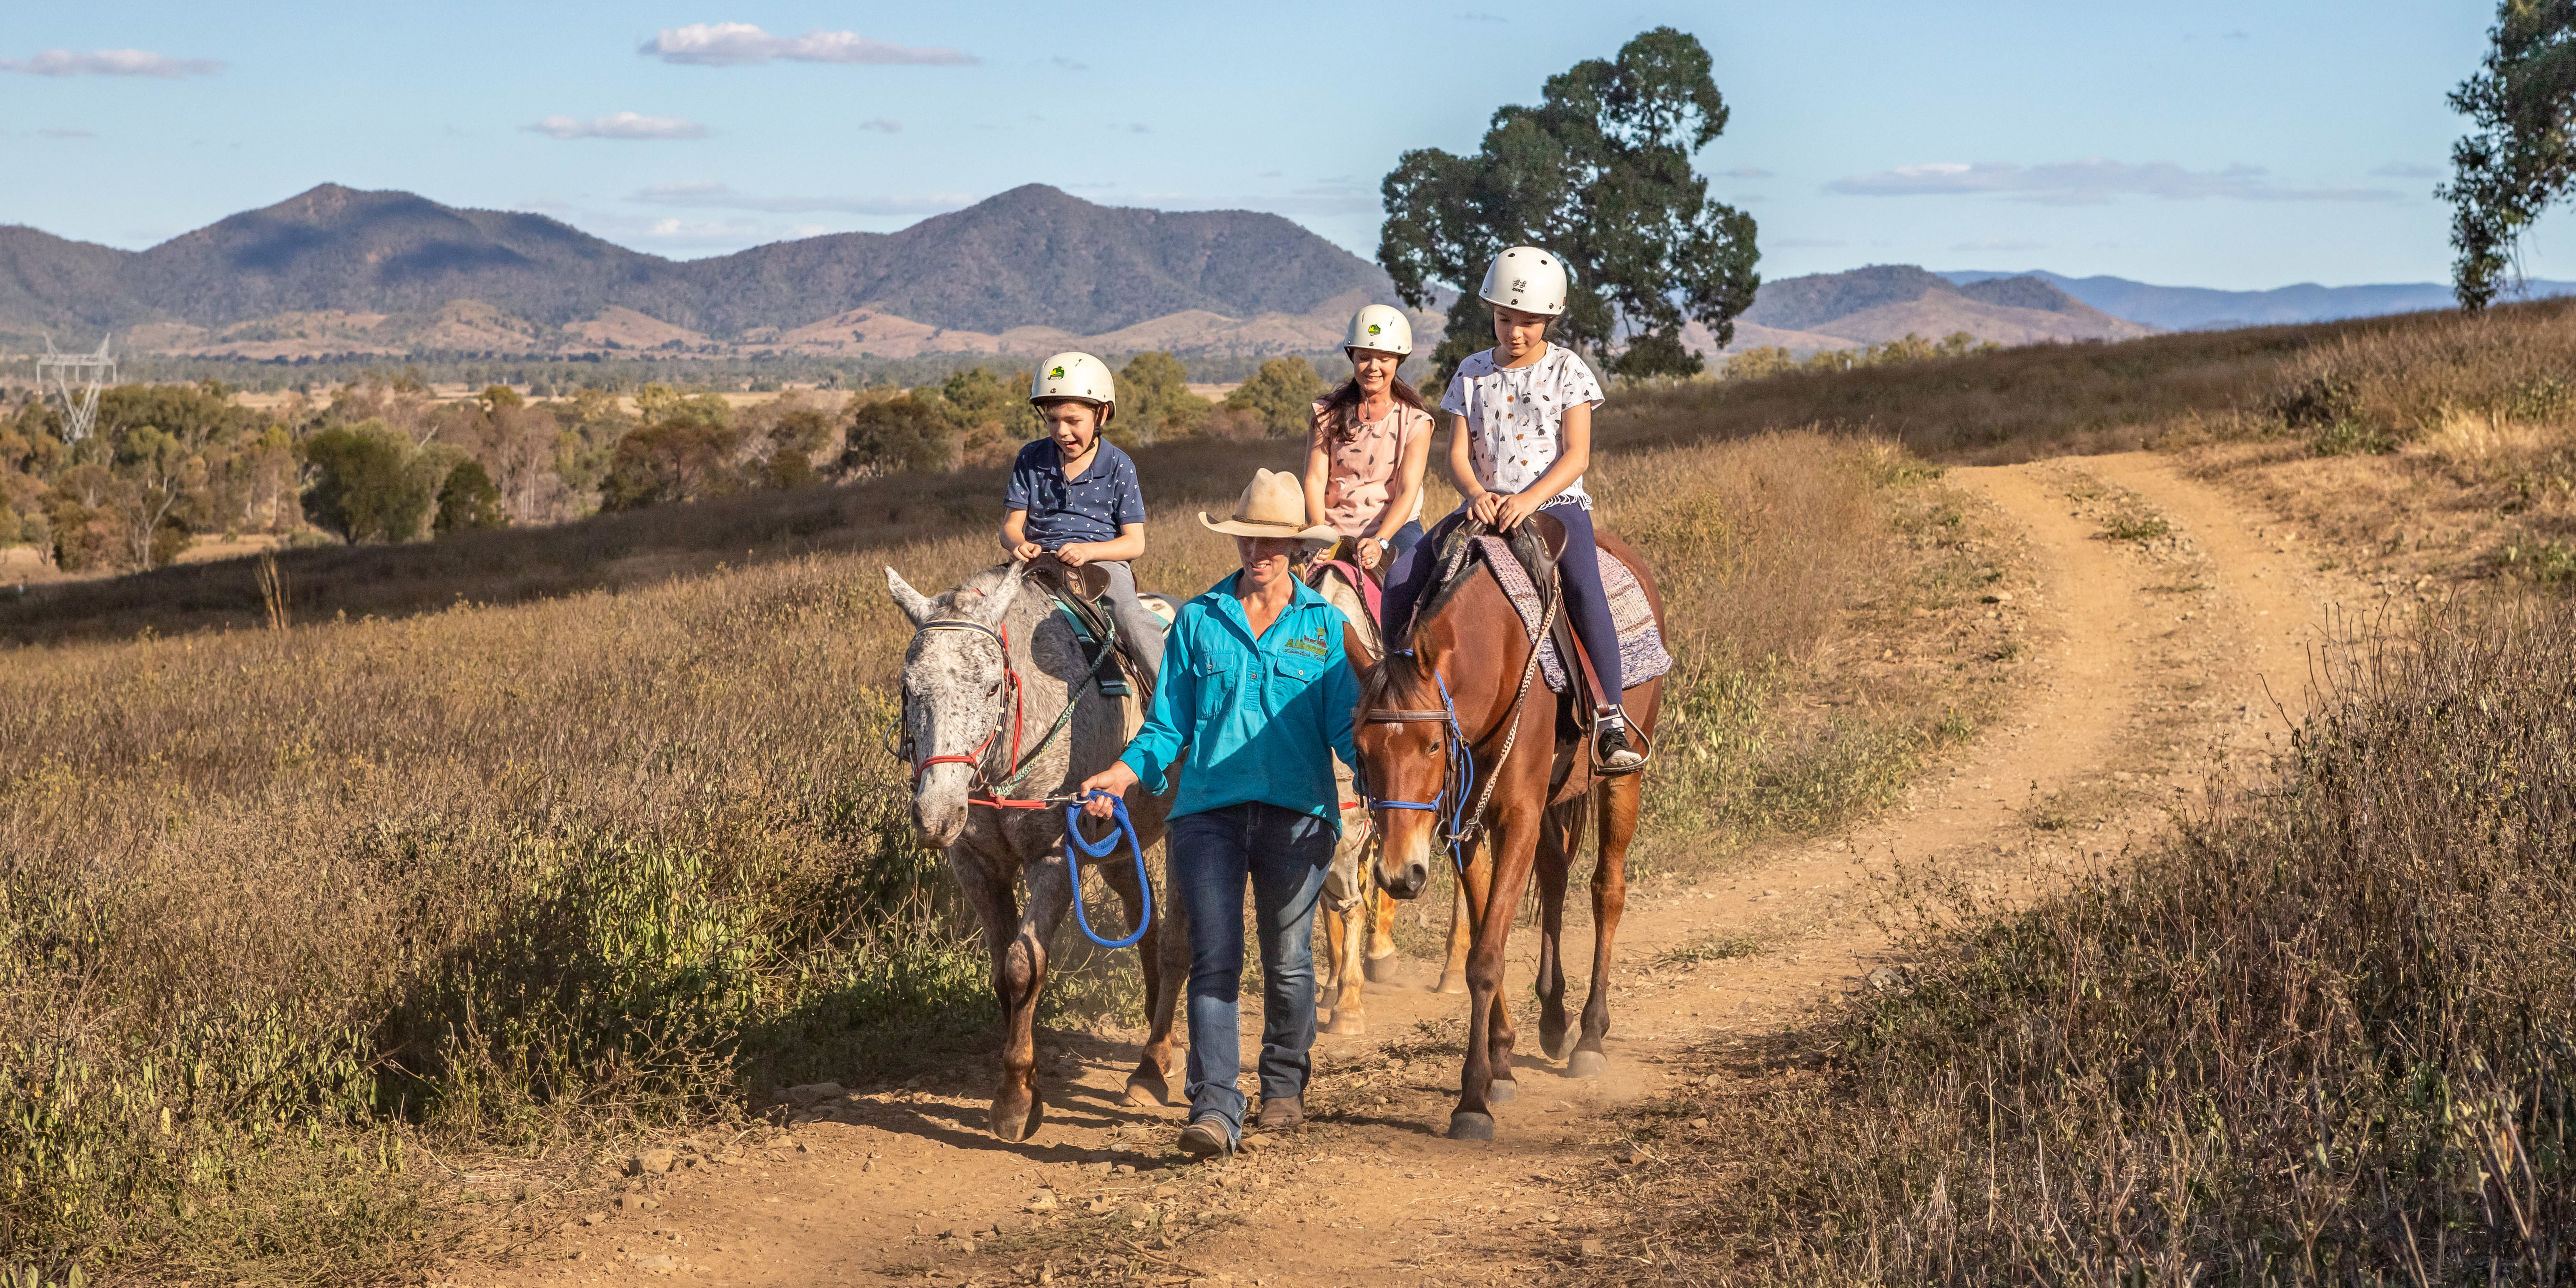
left=968, top=560, right=1028, bottom=626
left=885, top=568, right=936, bottom=626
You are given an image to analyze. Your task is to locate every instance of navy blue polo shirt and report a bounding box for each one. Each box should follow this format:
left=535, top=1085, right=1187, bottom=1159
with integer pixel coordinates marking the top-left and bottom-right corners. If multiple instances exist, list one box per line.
left=1005, top=439, right=1147, bottom=549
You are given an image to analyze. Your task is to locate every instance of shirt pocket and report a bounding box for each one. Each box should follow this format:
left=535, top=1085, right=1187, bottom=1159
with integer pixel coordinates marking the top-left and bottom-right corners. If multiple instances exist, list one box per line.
left=1190, top=649, right=1249, bottom=723
left=1266, top=653, right=1319, bottom=711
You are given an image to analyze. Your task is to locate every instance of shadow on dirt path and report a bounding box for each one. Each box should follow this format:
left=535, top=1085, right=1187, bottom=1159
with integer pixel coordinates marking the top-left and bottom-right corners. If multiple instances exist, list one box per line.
left=459, top=453, right=2364, bottom=1288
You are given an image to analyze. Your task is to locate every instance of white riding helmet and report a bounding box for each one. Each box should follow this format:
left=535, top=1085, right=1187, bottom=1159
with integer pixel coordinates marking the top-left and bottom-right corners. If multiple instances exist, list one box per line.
left=1343, top=304, right=1414, bottom=357
left=1477, top=246, right=1570, bottom=317
left=1029, top=351, right=1116, bottom=422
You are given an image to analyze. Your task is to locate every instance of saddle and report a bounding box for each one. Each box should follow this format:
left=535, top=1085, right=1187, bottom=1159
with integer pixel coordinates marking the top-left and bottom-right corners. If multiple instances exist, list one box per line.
left=1402, top=515, right=1658, bottom=753
left=1028, top=558, right=1156, bottom=739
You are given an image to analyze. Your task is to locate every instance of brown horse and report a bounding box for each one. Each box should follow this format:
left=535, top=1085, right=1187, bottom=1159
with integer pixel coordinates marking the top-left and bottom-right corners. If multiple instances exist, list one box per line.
left=1356, top=520, right=1665, bottom=1141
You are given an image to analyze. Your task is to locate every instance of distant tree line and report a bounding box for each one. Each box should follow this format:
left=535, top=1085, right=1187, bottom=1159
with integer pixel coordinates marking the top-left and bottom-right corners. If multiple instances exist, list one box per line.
left=0, top=350, right=1351, bottom=574
left=1721, top=331, right=2002, bottom=381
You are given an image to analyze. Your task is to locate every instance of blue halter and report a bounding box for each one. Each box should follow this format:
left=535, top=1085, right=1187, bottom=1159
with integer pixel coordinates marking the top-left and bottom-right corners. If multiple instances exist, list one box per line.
left=1361, top=661, right=1481, bottom=874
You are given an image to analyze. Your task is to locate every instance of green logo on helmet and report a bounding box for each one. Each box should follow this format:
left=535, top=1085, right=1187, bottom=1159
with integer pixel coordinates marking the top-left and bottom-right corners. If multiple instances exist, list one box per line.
left=1048, top=365, right=1066, bottom=379
left=1367, top=324, right=1382, bottom=336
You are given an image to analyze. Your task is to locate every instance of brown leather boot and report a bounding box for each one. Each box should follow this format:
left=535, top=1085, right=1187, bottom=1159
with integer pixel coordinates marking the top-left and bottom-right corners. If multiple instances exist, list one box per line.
left=1253, top=1095, right=1305, bottom=1130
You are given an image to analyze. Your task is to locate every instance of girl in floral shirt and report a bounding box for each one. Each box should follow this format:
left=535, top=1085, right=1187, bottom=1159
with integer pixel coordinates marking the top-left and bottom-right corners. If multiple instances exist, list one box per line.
left=1380, top=246, right=1643, bottom=771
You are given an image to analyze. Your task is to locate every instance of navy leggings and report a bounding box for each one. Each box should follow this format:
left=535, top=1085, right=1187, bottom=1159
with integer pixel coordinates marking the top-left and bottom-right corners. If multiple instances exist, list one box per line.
left=1380, top=501, right=1623, bottom=701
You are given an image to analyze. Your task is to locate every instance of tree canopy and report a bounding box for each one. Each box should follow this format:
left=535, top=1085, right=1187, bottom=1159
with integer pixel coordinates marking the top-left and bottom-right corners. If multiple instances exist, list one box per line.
left=2443, top=1, right=2576, bottom=310
left=1225, top=358, right=1329, bottom=437
left=1378, top=26, right=1759, bottom=379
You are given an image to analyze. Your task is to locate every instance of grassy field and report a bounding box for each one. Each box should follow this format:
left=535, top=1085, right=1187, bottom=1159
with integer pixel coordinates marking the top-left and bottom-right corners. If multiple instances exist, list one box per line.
left=1597, top=596, right=2576, bottom=1285
left=0, top=376, right=1985, bottom=1280
left=24, top=294, right=2576, bottom=1282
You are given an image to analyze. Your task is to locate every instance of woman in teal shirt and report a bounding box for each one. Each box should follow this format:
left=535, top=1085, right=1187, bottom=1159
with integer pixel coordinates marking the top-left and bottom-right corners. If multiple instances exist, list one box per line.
left=1080, top=469, right=1359, bottom=1158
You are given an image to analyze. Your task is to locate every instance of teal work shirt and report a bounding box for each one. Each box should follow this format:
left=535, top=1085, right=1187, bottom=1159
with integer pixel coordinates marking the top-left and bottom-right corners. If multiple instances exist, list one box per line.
left=1119, top=573, right=1362, bottom=832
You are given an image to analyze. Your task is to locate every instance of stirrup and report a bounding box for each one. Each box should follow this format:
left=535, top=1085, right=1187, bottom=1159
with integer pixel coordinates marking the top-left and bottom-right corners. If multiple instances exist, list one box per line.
left=1591, top=708, right=1650, bottom=776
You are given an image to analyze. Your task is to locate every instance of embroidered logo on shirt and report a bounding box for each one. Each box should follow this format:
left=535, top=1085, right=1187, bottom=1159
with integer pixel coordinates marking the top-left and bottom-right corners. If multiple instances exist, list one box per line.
left=1283, top=626, right=1330, bottom=660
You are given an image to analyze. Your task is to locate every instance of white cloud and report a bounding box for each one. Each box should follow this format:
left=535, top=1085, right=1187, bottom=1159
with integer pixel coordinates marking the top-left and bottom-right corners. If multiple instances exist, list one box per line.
left=1, top=48, right=223, bottom=78
left=1723, top=166, right=1775, bottom=179
left=2373, top=161, right=2442, bottom=179
left=1770, top=237, right=1848, bottom=249
left=528, top=112, right=708, bottom=141
left=857, top=118, right=901, bottom=134
left=1052, top=56, right=1087, bottom=71
left=1459, top=12, right=1508, bottom=21
left=627, top=180, right=971, bottom=215
left=640, top=23, right=975, bottom=67
left=1826, top=159, right=2399, bottom=205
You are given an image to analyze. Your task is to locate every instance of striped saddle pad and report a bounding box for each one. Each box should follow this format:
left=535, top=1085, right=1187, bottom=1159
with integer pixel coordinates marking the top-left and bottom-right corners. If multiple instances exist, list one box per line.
left=1470, top=535, right=1672, bottom=695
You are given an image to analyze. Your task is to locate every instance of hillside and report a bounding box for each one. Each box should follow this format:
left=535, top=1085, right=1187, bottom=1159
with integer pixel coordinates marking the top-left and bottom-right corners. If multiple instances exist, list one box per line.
left=1939, top=267, right=2576, bottom=330
left=0, top=183, right=1407, bottom=359
left=1702, top=264, right=2158, bottom=356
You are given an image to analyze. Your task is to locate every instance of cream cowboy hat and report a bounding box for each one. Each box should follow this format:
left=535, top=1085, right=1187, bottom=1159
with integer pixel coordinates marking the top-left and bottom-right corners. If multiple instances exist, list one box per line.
left=1199, top=469, right=1337, bottom=543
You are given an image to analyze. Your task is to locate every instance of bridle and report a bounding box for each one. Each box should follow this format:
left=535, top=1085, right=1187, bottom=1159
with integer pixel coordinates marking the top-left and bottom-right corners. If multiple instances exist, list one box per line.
left=900, top=616, right=1081, bottom=811
left=1360, top=582, right=1558, bottom=873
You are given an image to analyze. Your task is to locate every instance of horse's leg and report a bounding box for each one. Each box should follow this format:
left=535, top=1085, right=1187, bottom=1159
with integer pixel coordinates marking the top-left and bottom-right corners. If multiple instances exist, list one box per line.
left=1436, top=855, right=1475, bottom=995
left=1449, top=820, right=1540, bottom=1141
left=1096, top=850, right=1176, bottom=1107
left=1364, top=887, right=1404, bottom=982
left=1571, top=780, right=1640, bottom=1080
left=993, top=845, right=1074, bottom=1142
left=1320, top=901, right=1347, bottom=992
left=949, top=846, right=1029, bottom=1139
left=1533, top=797, right=1585, bottom=1062
left=1135, top=848, right=1188, bottom=1105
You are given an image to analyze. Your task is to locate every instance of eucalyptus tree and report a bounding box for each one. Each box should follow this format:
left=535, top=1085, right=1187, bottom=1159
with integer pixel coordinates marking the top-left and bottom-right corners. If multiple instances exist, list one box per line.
left=2443, top=1, right=2576, bottom=311
left=1379, top=26, right=1759, bottom=379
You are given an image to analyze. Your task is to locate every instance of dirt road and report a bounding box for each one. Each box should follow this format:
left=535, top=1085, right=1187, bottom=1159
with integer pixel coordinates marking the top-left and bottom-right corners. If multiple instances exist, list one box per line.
left=457, top=453, right=2358, bottom=1288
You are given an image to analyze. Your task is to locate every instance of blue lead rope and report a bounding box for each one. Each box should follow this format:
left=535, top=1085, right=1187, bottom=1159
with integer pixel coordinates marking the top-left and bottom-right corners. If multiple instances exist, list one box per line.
left=1063, top=790, right=1154, bottom=949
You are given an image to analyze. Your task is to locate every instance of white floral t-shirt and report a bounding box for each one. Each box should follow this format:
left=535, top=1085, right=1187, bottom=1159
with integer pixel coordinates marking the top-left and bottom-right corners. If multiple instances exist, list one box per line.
left=1440, top=344, right=1606, bottom=510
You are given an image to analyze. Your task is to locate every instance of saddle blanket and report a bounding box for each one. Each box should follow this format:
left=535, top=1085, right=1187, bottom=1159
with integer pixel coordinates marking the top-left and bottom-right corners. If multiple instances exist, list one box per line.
left=1471, top=536, right=1673, bottom=694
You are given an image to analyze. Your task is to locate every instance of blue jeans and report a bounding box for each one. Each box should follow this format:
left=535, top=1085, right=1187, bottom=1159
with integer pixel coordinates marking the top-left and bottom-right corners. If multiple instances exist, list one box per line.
left=1168, top=801, right=1334, bottom=1145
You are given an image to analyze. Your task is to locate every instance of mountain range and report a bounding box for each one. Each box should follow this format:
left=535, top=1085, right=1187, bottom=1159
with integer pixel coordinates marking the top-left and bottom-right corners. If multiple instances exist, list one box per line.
left=1935, top=269, right=2576, bottom=331
left=2, top=181, right=2549, bottom=366
left=1696, top=264, right=2157, bottom=355
left=0, top=183, right=1413, bottom=360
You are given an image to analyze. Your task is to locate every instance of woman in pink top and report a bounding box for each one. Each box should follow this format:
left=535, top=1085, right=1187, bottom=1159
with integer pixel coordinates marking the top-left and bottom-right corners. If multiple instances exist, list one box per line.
left=1301, top=304, right=1435, bottom=577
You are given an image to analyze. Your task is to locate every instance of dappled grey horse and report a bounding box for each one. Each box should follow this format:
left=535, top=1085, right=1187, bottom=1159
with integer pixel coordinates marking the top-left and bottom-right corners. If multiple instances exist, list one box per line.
left=886, top=559, right=1185, bottom=1141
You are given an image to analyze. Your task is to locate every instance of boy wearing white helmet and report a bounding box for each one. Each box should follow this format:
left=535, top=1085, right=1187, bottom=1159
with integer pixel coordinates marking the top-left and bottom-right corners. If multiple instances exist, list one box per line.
left=1380, top=246, right=1644, bottom=771
left=1001, top=351, right=1164, bottom=684
left=1300, top=303, right=1435, bottom=576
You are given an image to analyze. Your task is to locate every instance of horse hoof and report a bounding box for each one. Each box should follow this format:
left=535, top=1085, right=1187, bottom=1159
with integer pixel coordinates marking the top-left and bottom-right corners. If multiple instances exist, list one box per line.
left=991, top=1096, right=1043, bottom=1141
left=1447, top=1111, right=1496, bottom=1142
left=1364, top=953, right=1404, bottom=984
left=1568, top=1050, right=1608, bottom=1080
left=1540, top=1028, right=1570, bottom=1061
left=1323, top=1011, right=1366, bottom=1036
left=1486, top=1078, right=1517, bottom=1104
left=1124, top=1069, right=1171, bottom=1108
left=1435, top=972, right=1468, bottom=996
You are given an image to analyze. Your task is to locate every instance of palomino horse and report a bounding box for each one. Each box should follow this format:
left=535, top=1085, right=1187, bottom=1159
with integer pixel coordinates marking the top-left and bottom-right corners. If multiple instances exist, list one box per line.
left=1356, top=518, right=1665, bottom=1140
left=886, top=558, right=1186, bottom=1140
left=1303, top=543, right=1474, bottom=1038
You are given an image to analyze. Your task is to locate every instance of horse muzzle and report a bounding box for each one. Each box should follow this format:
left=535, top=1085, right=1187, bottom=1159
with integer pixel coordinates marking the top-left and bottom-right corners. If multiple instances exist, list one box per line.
left=911, top=764, right=975, bottom=850
left=1374, top=820, right=1433, bottom=900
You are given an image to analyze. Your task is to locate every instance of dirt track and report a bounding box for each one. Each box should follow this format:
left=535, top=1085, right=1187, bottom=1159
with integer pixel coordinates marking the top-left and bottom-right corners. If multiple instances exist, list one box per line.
left=460, top=453, right=2361, bottom=1288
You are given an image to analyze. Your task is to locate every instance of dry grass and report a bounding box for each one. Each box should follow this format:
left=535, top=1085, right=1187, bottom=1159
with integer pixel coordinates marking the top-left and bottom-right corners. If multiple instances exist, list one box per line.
left=1583, top=598, right=2576, bottom=1285
left=0, top=384, right=1953, bottom=1280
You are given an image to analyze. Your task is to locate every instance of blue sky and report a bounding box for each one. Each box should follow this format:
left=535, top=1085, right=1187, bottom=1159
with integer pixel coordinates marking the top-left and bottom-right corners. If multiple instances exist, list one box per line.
left=0, top=0, right=2544, bottom=291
